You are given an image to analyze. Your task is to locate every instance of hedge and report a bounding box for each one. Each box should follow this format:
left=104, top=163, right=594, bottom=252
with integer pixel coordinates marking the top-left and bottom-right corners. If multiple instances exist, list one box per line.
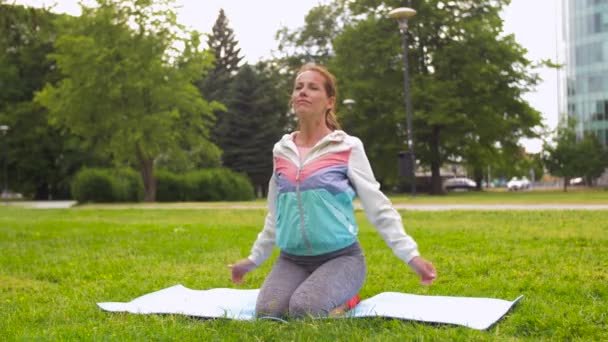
left=71, top=167, right=254, bottom=203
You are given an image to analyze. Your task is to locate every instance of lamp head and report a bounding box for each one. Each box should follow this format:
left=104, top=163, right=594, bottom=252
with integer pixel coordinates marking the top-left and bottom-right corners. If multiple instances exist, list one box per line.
left=388, top=7, right=417, bottom=21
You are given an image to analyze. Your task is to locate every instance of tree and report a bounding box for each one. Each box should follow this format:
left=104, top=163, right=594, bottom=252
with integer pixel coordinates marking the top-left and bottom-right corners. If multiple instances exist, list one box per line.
left=197, top=9, right=244, bottom=145
left=274, top=2, right=348, bottom=71
left=576, top=132, right=608, bottom=186
left=329, top=0, right=541, bottom=193
left=36, top=0, right=220, bottom=201
left=0, top=4, right=102, bottom=199
left=219, top=64, right=287, bottom=196
left=197, top=9, right=243, bottom=100
left=542, top=119, right=580, bottom=191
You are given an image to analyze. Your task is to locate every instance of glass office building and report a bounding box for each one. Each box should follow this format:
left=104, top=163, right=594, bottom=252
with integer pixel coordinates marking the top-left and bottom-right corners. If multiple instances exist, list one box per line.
left=563, top=0, right=608, bottom=146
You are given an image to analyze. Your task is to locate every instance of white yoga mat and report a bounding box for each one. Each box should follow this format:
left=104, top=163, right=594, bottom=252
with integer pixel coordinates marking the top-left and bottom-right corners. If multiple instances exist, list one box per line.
left=98, top=284, right=522, bottom=330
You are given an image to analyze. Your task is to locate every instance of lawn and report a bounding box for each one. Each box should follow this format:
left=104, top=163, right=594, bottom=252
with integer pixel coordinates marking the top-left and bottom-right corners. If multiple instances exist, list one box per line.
left=1, top=207, right=606, bottom=340
left=70, top=188, right=608, bottom=210
left=388, top=187, right=608, bottom=204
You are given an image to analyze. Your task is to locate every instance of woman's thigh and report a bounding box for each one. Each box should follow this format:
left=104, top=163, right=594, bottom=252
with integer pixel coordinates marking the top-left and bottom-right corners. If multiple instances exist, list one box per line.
left=289, top=253, right=366, bottom=317
left=255, top=255, right=309, bottom=317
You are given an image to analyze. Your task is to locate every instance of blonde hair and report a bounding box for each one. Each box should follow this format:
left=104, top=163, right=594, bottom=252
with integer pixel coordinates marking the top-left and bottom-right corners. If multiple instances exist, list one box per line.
left=294, top=63, right=341, bottom=131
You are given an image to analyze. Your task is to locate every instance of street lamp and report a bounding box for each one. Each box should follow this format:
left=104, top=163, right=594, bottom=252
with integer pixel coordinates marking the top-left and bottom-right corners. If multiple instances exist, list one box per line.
left=388, top=7, right=417, bottom=196
left=342, top=99, right=356, bottom=132
left=342, top=98, right=356, bottom=111
left=0, top=125, right=9, bottom=198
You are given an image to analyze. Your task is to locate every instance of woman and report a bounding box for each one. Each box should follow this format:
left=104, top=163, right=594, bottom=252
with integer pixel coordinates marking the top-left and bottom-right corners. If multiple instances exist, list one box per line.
left=229, top=63, right=436, bottom=318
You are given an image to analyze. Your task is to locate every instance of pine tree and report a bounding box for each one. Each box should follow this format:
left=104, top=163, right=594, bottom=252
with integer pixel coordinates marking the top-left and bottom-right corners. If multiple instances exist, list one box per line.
left=197, top=9, right=244, bottom=142
left=220, top=64, right=286, bottom=196
left=198, top=9, right=243, bottom=156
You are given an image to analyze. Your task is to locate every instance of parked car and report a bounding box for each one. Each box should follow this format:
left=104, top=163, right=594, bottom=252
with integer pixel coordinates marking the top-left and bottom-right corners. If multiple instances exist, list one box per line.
left=444, top=177, right=477, bottom=191
left=569, top=177, right=584, bottom=186
left=507, top=177, right=530, bottom=191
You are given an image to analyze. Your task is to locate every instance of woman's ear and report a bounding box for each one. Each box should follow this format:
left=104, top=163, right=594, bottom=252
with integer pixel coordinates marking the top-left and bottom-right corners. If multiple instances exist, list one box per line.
left=327, top=96, right=336, bottom=111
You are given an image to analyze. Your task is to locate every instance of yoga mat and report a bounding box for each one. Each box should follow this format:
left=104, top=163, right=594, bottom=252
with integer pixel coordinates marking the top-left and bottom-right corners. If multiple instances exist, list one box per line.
left=98, top=284, right=522, bottom=330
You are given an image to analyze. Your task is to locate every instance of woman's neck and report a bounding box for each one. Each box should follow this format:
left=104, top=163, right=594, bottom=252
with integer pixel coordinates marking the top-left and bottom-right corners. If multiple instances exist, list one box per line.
left=296, top=119, right=332, bottom=147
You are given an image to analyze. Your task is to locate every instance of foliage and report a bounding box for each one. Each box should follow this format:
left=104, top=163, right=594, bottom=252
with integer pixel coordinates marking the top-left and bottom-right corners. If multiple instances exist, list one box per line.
left=543, top=118, right=608, bottom=189
left=70, top=167, right=143, bottom=203
left=576, top=132, right=608, bottom=185
left=277, top=0, right=542, bottom=194
left=155, top=169, right=186, bottom=202
left=182, top=168, right=254, bottom=201
left=154, top=139, right=222, bottom=173
left=113, top=168, right=145, bottom=202
left=330, top=15, right=406, bottom=188
left=156, top=168, right=255, bottom=202
left=70, top=168, right=118, bottom=203
left=196, top=9, right=243, bottom=147
left=1, top=207, right=606, bottom=340
left=197, top=9, right=243, bottom=102
left=483, top=148, right=544, bottom=186
left=337, top=0, right=541, bottom=192
left=36, top=0, right=220, bottom=202
left=0, top=4, right=102, bottom=199
left=273, top=2, right=349, bottom=70
left=217, top=64, right=287, bottom=196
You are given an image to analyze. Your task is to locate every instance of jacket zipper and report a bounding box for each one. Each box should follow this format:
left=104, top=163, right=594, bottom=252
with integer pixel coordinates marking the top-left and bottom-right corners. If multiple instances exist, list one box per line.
left=296, top=164, right=313, bottom=253
left=290, top=136, right=341, bottom=254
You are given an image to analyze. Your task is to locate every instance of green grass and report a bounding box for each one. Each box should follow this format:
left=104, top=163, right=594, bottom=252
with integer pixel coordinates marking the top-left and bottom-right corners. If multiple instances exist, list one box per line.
left=388, top=188, right=608, bottom=204
left=1, top=207, right=606, bottom=340
left=68, top=189, right=608, bottom=210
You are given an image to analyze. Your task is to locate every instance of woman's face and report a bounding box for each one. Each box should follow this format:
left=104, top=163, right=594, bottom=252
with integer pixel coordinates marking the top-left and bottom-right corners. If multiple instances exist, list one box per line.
left=291, top=70, right=335, bottom=120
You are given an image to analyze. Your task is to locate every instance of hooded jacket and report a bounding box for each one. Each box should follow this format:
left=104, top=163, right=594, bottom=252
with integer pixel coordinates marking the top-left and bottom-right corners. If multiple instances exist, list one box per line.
left=247, top=130, right=420, bottom=266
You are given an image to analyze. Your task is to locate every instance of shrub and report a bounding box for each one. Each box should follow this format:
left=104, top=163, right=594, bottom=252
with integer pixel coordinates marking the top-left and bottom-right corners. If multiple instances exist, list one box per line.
left=183, top=168, right=254, bottom=201
left=156, top=170, right=186, bottom=202
left=71, top=168, right=144, bottom=203
left=72, top=167, right=255, bottom=203
left=70, top=168, right=117, bottom=203
left=113, top=168, right=144, bottom=202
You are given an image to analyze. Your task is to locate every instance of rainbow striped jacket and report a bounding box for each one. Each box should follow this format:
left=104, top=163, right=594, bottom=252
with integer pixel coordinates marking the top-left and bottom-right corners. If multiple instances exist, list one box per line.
left=248, top=130, right=420, bottom=266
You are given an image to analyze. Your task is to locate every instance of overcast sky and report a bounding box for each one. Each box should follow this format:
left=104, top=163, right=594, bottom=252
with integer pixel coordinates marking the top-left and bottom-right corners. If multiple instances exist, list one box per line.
left=13, top=0, right=559, bottom=153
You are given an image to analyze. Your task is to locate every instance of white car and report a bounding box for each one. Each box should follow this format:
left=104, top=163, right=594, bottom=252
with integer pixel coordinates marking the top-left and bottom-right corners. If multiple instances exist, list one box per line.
left=507, top=177, right=530, bottom=191
left=444, top=177, right=477, bottom=191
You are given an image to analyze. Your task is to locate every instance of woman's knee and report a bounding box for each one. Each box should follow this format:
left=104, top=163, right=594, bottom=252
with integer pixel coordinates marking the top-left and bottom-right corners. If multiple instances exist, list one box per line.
left=256, top=296, right=288, bottom=317
left=288, top=292, right=329, bottom=318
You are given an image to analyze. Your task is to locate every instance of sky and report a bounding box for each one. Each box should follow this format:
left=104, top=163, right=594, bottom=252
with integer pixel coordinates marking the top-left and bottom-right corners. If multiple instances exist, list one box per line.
left=12, top=0, right=559, bottom=153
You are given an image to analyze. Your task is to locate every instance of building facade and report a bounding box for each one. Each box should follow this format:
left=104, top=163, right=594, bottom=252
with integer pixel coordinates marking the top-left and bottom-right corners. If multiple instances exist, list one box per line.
left=562, top=0, right=608, bottom=146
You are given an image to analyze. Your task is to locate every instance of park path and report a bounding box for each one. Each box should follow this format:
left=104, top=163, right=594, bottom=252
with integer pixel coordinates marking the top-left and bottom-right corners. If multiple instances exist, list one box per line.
left=3, top=201, right=608, bottom=210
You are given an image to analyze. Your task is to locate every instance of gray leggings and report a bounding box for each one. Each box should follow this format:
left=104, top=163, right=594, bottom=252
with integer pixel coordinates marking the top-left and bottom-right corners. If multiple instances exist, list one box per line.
left=255, top=242, right=366, bottom=318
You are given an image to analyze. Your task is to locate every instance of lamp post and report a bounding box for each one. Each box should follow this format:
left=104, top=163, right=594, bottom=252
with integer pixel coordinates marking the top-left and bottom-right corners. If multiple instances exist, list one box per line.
left=0, top=125, right=9, bottom=198
left=388, top=7, right=417, bottom=196
left=342, top=98, right=356, bottom=111
left=342, top=98, right=356, bottom=132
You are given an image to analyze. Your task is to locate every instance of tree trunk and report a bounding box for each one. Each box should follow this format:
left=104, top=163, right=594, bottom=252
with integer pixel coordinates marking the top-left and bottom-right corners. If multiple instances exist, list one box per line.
left=140, top=158, right=156, bottom=202
left=136, top=145, right=156, bottom=202
left=430, top=125, right=443, bottom=195
left=473, top=167, right=483, bottom=191
left=563, top=177, right=569, bottom=192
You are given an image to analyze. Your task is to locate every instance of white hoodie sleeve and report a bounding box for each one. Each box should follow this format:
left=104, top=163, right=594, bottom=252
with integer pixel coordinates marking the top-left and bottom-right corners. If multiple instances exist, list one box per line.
left=347, top=137, right=420, bottom=263
left=247, top=172, right=277, bottom=266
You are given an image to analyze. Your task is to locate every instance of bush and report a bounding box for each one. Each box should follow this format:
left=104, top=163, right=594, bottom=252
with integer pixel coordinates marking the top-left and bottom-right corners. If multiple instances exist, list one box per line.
left=156, top=170, right=186, bottom=202
left=70, top=168, right=118, bottom=203
left=113, top=168, right=144, bottom=202
left=72, top=167, right=255, bottom=203
left=182, top=168, right=255, bottom=201
left=71, top=168, right=144, bottom=203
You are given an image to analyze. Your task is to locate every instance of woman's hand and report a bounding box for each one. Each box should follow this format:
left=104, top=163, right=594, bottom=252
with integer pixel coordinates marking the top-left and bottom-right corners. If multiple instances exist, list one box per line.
left=408, top=256, right=437, bottom=285
left=228, top=259, right=257, bottom=285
